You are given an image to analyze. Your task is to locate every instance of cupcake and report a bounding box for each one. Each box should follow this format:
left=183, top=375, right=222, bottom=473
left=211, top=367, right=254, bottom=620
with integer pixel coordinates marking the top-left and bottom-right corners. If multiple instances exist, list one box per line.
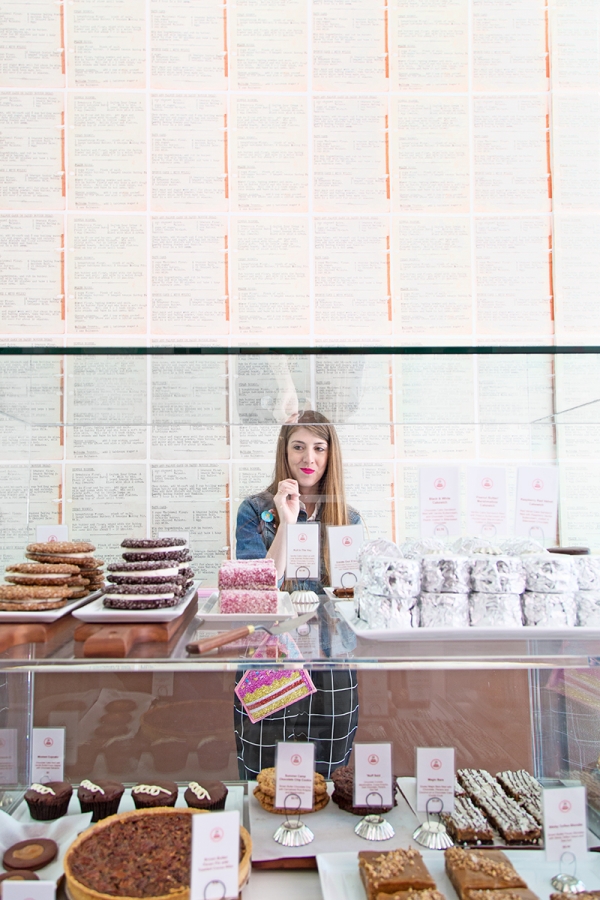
left=131, top=781, right=178, bottom=809
left=150, top=738, right=189, bottom=773
left=77, top=779, right=125, bottom=821
left=24, top=782, right=73, bottom=820
left=184, top=780, right=228, bottom=810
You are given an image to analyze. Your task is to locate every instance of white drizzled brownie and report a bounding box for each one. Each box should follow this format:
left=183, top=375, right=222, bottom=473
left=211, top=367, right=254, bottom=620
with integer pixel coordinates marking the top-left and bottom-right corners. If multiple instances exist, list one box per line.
left=495, top=770, right=542, bottom=825
left=441, top=794, right=494, bottom=844
left=457, top=768, right=541, bottom=844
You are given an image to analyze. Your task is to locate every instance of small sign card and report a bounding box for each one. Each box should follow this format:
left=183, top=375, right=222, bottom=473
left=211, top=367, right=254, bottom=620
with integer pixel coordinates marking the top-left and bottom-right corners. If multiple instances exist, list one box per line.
left=354, top=742, right=393, bottom=808
left=543, top=785, right=587, bottom=861
left=515, top=466, right=559, bottom=545
left=419, top=467, right=460, bottom=539
left=4, top=882, right=56, bottom=900
left=286, top=523, right=320, bottom=581
left=0, top=728, right=18, bottom=784
left=190, top=810, right=240, bottom=900
left=466, top=466, right=508, bottom=538
left=31, top=727, right=65, bottom=783
left=35, top=525, right=68, bottom=543
left=275, top=741, right=315, bottom=810
left=416, top=747, right=455, bottom=812
left=327, top=523, right=364, bottom=588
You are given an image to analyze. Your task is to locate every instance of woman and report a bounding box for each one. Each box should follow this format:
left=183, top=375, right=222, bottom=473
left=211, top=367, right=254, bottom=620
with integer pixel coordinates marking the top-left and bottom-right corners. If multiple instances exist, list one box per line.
left=234, top=410, right=361, bottom=779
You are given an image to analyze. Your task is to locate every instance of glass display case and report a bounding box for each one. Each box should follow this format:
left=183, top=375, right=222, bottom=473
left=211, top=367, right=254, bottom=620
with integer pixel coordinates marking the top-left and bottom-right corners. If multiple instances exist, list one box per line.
left=1, top=346, right=600, bottom=896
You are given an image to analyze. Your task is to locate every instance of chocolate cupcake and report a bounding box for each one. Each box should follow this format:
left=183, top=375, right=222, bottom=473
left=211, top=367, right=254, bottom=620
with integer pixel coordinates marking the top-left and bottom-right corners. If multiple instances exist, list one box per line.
left=131, top=781, right=178, bottom=809
left=24, top=782, right=73, bottom=820
left=184, top=780, right=228, bottom=811
left=77, top=779, right=125, bottom=821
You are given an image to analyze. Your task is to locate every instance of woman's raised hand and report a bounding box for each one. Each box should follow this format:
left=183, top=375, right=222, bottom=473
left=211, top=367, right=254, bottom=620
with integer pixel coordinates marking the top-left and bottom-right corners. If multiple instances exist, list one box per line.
left=273, top=479, right=300, bottom=525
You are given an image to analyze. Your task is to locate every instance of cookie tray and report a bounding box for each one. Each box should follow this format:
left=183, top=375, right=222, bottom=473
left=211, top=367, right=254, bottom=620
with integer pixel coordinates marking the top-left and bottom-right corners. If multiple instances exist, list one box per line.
left=0, top=589, right=102, bottom=624
left=72, top=582, right=199, bottom=624
left=317, top=849, right=600, bottom=900
left=335, top=600, right=600, bottom=642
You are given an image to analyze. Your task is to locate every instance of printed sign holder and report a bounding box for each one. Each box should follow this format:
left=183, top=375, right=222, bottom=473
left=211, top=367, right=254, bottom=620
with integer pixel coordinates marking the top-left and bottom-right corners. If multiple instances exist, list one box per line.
left=272, top=793, right=315, bottom=847
left=340, top=571, right=358, bottom=588
left=294, top=566, right=311, bottom=579
left=412, top=797, right=454, bottom=850
left=203, top=881, right=226, bottom=900
left=354, top=791, right=395, bottom=842
left=551, top=851, right=586, bottom=893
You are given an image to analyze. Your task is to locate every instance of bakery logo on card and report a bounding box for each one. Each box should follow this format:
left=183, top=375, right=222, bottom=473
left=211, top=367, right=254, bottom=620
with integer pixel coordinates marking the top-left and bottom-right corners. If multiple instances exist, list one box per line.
left=44, top=737, right=54, bottom=747
left=291, top=754, right=302, bottom=766
left=210, top=827, right=224, bottom=842
left=368, top=754, right=379, bottom=766
left=342, top=536, right=352, bottom=546
left=298, top=533, right=307, bottom=543
left=434, top=478, right=446, bottom=490
left=559, top=800, right=572, bottom=813
left=532, top=479, right=544, bottom=490
left=430, top=758, right=442, bottom=770
left=48, top=535, right=58, bottom=541
left=481, top=477, right=493, bottom=489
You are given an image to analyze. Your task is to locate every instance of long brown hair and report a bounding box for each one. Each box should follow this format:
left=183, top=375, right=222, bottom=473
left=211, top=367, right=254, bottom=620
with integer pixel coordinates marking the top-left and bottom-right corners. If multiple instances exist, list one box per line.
left=267, top=411, right=350, bottom=584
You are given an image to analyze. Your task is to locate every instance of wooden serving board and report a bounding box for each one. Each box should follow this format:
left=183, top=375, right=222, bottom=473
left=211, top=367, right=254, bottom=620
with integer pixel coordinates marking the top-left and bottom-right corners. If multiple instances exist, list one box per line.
left=74, top=597, right=198, bottom=657
left=0, top=614, right=76, bottom=656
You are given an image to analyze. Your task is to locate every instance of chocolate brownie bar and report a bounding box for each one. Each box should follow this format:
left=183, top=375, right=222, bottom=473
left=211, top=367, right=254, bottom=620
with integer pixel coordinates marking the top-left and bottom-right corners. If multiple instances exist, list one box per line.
left=441, top=795, right=494, bottom=844
left=359, top=850, right=436, bottom=900
left=444, top=848, right=526, bottom=900
left=457, top=769, right=541, bottom=843
left=495, top=770, right=542, bottom=825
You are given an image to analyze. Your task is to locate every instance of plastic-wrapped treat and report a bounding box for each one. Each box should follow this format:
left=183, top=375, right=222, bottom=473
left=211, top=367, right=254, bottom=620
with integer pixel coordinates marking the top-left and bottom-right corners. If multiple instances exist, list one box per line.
left=470, top=555, right=526, bottom=594
left=355, top=584, right=413, bottom=630
left=573, top=556, right=600, bottom=591
left=469, top=593, right=523, bottom=627
left=501, top=538, right=548, bottom=556
left=576, top=591, right=600, bottom=626
left=421, top=555, right=471, bottom=593
left=521, top=591, right=577, bottom=627
left=523, top=555, right=576, bottom=593
left=401, top=538, right=445, bottom=559
left=451, top=537, right=503, bottom=556
left=417, top=592, right=469, bottom=628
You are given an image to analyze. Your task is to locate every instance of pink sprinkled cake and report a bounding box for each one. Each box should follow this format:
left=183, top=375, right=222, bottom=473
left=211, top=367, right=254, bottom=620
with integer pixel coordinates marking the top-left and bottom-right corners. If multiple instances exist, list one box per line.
left=218, top=559, right=277, bottom=590
left=219, top=589, right=278, bottom=614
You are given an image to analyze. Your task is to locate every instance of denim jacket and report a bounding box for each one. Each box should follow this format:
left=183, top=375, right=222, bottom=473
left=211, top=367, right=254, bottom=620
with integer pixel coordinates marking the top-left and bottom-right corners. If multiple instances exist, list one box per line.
left=235, top=491, right=361, bottom=593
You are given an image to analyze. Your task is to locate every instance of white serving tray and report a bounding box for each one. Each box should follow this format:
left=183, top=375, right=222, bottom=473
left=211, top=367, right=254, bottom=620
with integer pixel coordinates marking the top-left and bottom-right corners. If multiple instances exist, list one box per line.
left=317, top=848, right=600, bottom=900
left=72, top=583, right=199, bottom=624
left=336, top=600, right=600, bottom=642
left=197, top=591, right=295, bottom=625
left=0, top=590, right=102, bottom=624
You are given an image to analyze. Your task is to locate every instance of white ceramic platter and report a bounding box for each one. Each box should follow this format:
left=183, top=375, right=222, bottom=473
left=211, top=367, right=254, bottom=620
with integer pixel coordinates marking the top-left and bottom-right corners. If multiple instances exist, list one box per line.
left=196, top=591, right=296, bottom=625
left=72, top=583, right=199, bottom=624
left=0, top=590, right=102, bottom=624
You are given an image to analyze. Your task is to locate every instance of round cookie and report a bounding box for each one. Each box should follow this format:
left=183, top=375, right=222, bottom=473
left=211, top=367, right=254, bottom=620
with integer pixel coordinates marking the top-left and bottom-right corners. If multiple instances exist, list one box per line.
left=257, top=767, right=328, bottom=799
left=102, top=583, right=181, bottom=610
left=253, top=785, right=329, bottom=815
left=24, top=782, right=73, bottom=820
left=3, top=839, right=58, bottom=871
left=121, top=538, right=187, bottom=550
left=26, top=541, right=95, bottom=555
left=0, top=598, right=68, bottom=611
left=0, top=585, right=73, bottom=600
left=121, top=549, right=189, bottom=563
left=5, top=562, right=81, bottom=586
left=26, top=554, right=103, bottom=569
left=0, top=871, right=39, bottom=884
left=131, top=781, right=178, bottom=809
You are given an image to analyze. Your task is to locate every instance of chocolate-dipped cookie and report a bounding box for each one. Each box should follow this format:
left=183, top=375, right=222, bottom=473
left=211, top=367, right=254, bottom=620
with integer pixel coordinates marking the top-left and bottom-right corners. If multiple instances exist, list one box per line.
left=102, top=583, right=181, bottom=610
left=0, top=871, right=39, bottom=885
left=3, top=839, right=58, bottom=870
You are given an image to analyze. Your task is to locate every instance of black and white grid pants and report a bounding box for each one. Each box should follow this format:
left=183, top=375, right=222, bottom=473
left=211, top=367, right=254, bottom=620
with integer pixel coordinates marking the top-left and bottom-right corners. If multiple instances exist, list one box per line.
left=233, top=668, right=359, bottom=779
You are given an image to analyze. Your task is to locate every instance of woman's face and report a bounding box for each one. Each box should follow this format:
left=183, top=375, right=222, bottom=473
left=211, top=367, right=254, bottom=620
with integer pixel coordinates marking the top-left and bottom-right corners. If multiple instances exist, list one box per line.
left=286, top=427, right=329, bottom=492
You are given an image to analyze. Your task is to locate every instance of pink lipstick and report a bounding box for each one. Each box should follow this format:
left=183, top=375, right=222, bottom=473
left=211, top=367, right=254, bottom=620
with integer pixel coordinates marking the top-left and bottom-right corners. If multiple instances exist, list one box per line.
left=300, top=468, right=314, bottom=474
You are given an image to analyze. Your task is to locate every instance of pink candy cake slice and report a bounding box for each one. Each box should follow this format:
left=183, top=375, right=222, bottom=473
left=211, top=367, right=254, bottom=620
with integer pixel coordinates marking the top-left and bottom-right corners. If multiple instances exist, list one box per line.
left=218, top=558, right=277, bottom=590
left=219, top=589, right=278, bottom=614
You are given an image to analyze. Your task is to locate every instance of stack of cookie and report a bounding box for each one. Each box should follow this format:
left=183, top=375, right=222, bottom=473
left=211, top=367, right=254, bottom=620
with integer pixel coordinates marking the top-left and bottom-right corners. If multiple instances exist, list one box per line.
left=331, top=765, right=398, bottom=816
left=253, top=766, right=329, bottom=814
left=102, top=538, right=194, bottom=610
left=0, top=541, right=105, bottom=612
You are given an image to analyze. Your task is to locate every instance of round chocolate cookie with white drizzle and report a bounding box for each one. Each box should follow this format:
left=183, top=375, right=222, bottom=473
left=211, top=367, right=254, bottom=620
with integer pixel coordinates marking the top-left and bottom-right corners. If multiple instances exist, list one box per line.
left=184, top=780, right=228, bottom=811
left=77, top=779, right=125, bottom=821
left=131, top=781, right=178, bottom=809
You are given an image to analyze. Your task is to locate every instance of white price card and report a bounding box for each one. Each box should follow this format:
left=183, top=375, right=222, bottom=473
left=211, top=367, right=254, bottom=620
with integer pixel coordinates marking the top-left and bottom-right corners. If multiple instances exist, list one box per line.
left=327, top=523, right=364, bottom=588
left=286, top=523, right=320, bottom=581
left=31, top=728, right=65, bottom=783
left=466, top=467, right=508, bottom=538
left=354, top=743, right=393, bottom=807
left=35, top=525, right=68, bottom=543
left=419, top=467, right=460, bottom=539
left=4, top=882, right=56, bottom=900
left=275, top=742, right=315, bottom=811
left=515, top=466, right=559, bottom=545
left=543, top=785, right=587, bottom=862
left=190, top=810, right=240, bottom=900
left=0, top=729, right=18, bottom=784
left=416, top=747, right=455, bottom=812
